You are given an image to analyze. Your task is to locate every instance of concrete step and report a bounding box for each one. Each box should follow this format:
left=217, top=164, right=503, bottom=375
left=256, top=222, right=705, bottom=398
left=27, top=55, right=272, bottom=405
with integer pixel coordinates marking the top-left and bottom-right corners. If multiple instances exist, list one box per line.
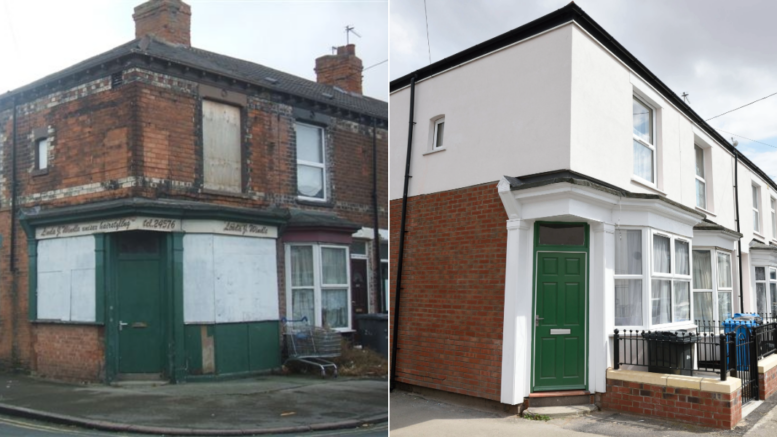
left=523, top=404, right=597, bottom=419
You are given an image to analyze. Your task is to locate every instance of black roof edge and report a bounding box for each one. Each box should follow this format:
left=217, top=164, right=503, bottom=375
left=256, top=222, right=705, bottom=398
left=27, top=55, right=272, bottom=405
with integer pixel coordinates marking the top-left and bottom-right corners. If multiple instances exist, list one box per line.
left=391, top=2, right=777, bottom=192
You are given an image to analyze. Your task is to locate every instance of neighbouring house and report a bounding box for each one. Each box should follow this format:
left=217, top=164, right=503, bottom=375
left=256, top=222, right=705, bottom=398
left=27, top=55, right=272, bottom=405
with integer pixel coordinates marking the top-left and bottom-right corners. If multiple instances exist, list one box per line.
left=0, top=0, right=387, bottom=383
left=390, top=2, right=777, bottom=429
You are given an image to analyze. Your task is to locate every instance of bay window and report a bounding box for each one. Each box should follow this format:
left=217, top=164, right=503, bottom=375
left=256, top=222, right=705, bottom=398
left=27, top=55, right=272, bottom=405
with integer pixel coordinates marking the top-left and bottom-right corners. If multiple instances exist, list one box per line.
left=754, top=266, right=777, bottom=317
left=692, top=249, right=733, bottom=327
left=613, top=228, right=691, bottom=328
left=287, top=244, right=350, bottom=330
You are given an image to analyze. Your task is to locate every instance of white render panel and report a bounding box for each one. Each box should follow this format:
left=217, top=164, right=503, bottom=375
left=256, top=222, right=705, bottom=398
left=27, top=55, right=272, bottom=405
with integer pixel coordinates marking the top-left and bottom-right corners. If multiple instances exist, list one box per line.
left=37, top=236, right=96, bottom=322
left=184, top=234, right=279, bottom=323
left=389, top=24, right=574, bottom=200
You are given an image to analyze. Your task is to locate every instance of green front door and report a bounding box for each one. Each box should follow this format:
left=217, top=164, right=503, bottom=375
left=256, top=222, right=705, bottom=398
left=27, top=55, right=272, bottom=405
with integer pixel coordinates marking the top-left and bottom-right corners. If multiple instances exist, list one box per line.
left=534, top=252, right=587, bottom=391
left=117, top=232, right=164, bottom=374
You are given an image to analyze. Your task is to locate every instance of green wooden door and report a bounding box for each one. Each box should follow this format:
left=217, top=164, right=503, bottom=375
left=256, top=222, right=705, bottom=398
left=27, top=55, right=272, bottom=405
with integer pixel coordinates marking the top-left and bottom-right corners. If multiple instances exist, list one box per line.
left=117, top=233, right=164, bottom=374
left=534, top=252, right=586, bottom=391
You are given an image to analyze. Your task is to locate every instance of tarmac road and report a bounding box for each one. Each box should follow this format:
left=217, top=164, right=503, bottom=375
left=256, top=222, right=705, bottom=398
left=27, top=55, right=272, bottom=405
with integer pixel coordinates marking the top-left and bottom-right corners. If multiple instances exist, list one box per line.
left=0, top=414, right=388, bottom=437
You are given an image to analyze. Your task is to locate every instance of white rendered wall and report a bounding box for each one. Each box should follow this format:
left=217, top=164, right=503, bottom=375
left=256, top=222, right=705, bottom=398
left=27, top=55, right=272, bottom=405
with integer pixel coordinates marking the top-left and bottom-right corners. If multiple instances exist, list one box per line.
left=568, top=24, right=775, bottom=251
left=183, top=234, right=279, bottom=323
left=389, top=24, right=575, bottom=200
left=37, top=235, right=96, bottom=322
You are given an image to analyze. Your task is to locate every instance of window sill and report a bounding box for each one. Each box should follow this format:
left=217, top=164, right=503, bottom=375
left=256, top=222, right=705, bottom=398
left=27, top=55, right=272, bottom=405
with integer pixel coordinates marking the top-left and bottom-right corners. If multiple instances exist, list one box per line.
left=31, top=168, right=49, bottom=177
left=754, top=231, right=766, bottom=240
left=696, top=206, right=716, bottom=217
left=297, top=197, right=334, bottom=208
left=201, top=188, right=249, bottom=198
left=630, top=177, right=666, bottom=196
left=31, top=319, right=103, bottom=326
left=423, top=148, right=446, bottom=156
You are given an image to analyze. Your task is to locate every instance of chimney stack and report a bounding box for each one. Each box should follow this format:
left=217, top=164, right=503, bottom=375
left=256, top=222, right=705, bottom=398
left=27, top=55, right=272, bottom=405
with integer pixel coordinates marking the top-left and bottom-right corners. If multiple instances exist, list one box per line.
left=315, top=44, right=363, bottom=94
left=133, top=0, right=192, bottom=46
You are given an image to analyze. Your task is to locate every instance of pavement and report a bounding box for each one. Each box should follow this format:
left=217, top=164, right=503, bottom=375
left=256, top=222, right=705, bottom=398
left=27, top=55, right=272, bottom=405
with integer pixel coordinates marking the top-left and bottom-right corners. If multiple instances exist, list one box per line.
left=0, top=373, right=387, bottom=435
left=390, top=388, right=777, bottom=437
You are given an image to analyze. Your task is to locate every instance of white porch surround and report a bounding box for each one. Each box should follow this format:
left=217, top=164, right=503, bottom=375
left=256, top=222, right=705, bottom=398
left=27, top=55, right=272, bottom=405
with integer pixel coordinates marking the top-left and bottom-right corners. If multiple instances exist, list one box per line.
left=497, top=177, right=705, bottom=405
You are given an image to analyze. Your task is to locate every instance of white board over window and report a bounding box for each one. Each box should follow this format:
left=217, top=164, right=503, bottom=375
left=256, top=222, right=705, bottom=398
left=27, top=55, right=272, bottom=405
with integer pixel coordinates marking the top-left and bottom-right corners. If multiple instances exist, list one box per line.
left=183, top=234, right=279, bottom=323
left=37, top=235, right=96, bottom=322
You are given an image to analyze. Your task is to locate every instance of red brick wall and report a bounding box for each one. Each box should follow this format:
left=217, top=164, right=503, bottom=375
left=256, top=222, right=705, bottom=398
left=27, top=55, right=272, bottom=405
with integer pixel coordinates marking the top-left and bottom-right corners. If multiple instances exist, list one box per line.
left=760, top=364, right=777, bottom=400
left=600, top=379, right=742, bottom=429
left=32, top=325, right=105, bottom=382
left=390, top=182, right=508, bottom=401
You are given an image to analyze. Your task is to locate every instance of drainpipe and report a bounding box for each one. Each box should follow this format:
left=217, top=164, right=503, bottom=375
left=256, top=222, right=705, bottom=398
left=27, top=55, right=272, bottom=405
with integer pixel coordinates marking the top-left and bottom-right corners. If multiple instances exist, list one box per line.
left=371, top=117, right=384, bottom=313
left=734, top=148, right=744, bottom=313
left=10, top=95, right=19, bottom=367
left=390, top=75, right=416, bottom=392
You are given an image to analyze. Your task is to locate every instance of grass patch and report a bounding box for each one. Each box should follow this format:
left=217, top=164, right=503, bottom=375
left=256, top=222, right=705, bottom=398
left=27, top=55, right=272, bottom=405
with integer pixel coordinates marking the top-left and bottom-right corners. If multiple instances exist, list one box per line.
left=523, top=413, right=551, bottom=421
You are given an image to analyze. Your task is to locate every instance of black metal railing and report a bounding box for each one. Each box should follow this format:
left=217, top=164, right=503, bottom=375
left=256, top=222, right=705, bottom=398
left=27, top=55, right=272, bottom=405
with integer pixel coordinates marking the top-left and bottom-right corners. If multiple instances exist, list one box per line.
left=755, top=322, right=777, bottom=360
left=613, top=329, right=731, bottom=380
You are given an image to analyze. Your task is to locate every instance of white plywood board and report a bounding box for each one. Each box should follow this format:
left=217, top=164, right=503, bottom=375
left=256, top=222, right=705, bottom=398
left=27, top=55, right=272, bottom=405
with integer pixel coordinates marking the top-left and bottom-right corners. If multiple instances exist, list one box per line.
left=184, top=234, right=278, bottom=324
left=183, top=234, right=216, bottom=323
left=37, top=236, right=96, bottom=322
left=203, top=100, right=241, bottom=192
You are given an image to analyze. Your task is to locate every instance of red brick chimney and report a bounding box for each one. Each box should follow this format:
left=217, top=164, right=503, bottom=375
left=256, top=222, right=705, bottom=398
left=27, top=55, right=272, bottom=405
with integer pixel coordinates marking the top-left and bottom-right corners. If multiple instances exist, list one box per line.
left=133, top=0, right=192, bottom=46
left=315, top=44, right=363, bottom=94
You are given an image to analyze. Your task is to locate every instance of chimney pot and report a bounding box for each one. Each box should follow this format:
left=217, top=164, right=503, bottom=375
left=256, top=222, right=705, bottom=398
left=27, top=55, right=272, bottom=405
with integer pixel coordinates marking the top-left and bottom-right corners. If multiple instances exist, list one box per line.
left=133, top=0, right=192, bottom=46
left=315, top=44, right=363, bottom=95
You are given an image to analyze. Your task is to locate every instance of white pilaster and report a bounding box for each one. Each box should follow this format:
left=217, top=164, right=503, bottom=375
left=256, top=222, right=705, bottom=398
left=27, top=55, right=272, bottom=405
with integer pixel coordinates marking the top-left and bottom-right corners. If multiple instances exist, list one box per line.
left=589, top=221, right=614, bottom=394
left=500, top=218, right=533, bottom=404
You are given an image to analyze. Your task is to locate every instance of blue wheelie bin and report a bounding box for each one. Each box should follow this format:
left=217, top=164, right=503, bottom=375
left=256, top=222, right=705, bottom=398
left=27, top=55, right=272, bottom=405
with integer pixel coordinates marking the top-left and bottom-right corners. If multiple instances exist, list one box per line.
left=723, top=313, right=761, bottom=372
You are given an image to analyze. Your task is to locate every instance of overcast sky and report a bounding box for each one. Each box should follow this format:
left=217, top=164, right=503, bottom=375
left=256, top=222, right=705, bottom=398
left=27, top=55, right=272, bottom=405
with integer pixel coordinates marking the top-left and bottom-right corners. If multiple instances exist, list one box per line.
left=0, top=0, right=388, bottom=101
left=391, top=0, right=777, bottom=181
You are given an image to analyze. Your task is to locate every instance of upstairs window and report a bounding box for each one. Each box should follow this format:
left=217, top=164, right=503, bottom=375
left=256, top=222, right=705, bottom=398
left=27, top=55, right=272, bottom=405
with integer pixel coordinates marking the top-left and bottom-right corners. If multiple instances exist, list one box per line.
left=695, top=145, right=706, bottom=209
left=36, top=137, right=49, bottom=170
left=632, top=97, right=655, bottom=183
left=433, top=117, right=445, bottom=150
left=202, top=100, right=241, bottom=192
left=772, top=197, right=776, bottom=238
left=753, top=185, right=762, bottom=234
left=295, top=122, right=326, bottom=200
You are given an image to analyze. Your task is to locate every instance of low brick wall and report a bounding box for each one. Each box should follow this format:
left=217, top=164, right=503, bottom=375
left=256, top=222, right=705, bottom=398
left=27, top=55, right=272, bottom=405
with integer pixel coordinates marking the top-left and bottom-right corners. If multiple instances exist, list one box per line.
left=600, top=369, right=741, bottom=429
left=759, top=354, right=777, bottom=400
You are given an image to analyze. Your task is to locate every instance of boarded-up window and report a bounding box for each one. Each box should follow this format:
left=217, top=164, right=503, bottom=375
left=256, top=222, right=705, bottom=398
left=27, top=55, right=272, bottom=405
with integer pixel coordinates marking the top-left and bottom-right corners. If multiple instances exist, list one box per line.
left=183, top=234, right=279, bottom=323
left=37, top=236, right=96, bottom=322
left=203, top=100, right=241, bottom=192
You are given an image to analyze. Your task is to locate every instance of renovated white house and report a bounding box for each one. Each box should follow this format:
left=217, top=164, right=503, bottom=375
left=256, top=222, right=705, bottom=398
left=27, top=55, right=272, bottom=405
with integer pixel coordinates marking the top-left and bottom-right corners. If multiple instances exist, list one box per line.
left=389, top=3, right=776, bottom=418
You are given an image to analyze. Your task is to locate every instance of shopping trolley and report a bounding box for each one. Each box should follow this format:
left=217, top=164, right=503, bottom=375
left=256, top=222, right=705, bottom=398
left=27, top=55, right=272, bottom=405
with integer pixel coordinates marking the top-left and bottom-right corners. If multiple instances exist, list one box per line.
left=282, top=317, right=339, bottom=378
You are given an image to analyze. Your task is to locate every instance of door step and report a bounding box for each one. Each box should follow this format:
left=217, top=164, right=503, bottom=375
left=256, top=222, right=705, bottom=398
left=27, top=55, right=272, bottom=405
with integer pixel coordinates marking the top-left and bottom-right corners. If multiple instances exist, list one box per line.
left=525, top=390, right=593, bottom=408
left=524, top=404, right=597, bottom=419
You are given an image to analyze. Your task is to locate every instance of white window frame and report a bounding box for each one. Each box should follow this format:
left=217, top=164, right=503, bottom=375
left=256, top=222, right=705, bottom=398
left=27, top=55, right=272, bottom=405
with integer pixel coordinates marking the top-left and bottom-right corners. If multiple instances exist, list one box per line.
left=754, top=266, right=771, bottom=317
left=753, top=184, right=762, bottom=235
left=295, top=122, right=327, bottom=202
left=613, top=227, right=648, bottom=330
left=694, top=145, right=706, bottom=210
left=650, top=230, right=692, bottom=329
left=632, top=96, right=657, bottom=186
left=691, top=248, right=734, bottom=326
left=285, top=243, right=351, bottom=331
left=771, top=197, right=776, bottom=239
left=432, top=117, right=445, bottom=150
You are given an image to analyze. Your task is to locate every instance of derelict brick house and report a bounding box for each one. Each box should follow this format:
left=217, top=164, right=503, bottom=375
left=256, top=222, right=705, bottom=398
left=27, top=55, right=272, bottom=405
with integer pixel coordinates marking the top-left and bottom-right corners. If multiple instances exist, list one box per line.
left=0, top=0, right=387, bottom=383
left=390, top=3, right=777, bottom=429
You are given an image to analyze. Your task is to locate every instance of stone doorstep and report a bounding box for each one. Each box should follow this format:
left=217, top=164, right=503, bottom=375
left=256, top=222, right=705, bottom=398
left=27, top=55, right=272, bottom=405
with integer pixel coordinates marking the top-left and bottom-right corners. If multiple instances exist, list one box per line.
left=523, top=404, right=597, bottom=419
left=741, top=400, right=763, bottom=420
left=606, top=368, right=740, bottom=394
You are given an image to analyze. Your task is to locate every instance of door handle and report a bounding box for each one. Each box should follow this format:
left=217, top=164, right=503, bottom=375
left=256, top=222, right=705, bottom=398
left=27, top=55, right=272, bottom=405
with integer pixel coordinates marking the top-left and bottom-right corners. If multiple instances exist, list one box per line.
left=119, top=321, right=129, bottom=331
left=535, top=315, right=544, bottom=327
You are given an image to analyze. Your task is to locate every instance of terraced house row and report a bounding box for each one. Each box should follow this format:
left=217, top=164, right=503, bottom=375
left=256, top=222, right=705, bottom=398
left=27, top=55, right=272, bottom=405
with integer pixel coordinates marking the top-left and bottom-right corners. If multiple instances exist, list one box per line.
left=0, top=0, right=387, bottom=383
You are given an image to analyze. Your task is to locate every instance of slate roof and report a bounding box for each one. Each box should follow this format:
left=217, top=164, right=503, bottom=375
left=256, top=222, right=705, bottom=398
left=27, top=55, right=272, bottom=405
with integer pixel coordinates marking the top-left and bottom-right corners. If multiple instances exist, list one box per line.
left=4, top=36, right=387, bottom=120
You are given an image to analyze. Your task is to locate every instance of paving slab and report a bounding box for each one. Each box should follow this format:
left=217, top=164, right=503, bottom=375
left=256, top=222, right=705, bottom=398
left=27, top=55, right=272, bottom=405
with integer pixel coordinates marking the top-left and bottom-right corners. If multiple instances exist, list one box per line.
left=0, top=373, right=387, bottom=435
left=525, top=405, right=598, bottom=419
